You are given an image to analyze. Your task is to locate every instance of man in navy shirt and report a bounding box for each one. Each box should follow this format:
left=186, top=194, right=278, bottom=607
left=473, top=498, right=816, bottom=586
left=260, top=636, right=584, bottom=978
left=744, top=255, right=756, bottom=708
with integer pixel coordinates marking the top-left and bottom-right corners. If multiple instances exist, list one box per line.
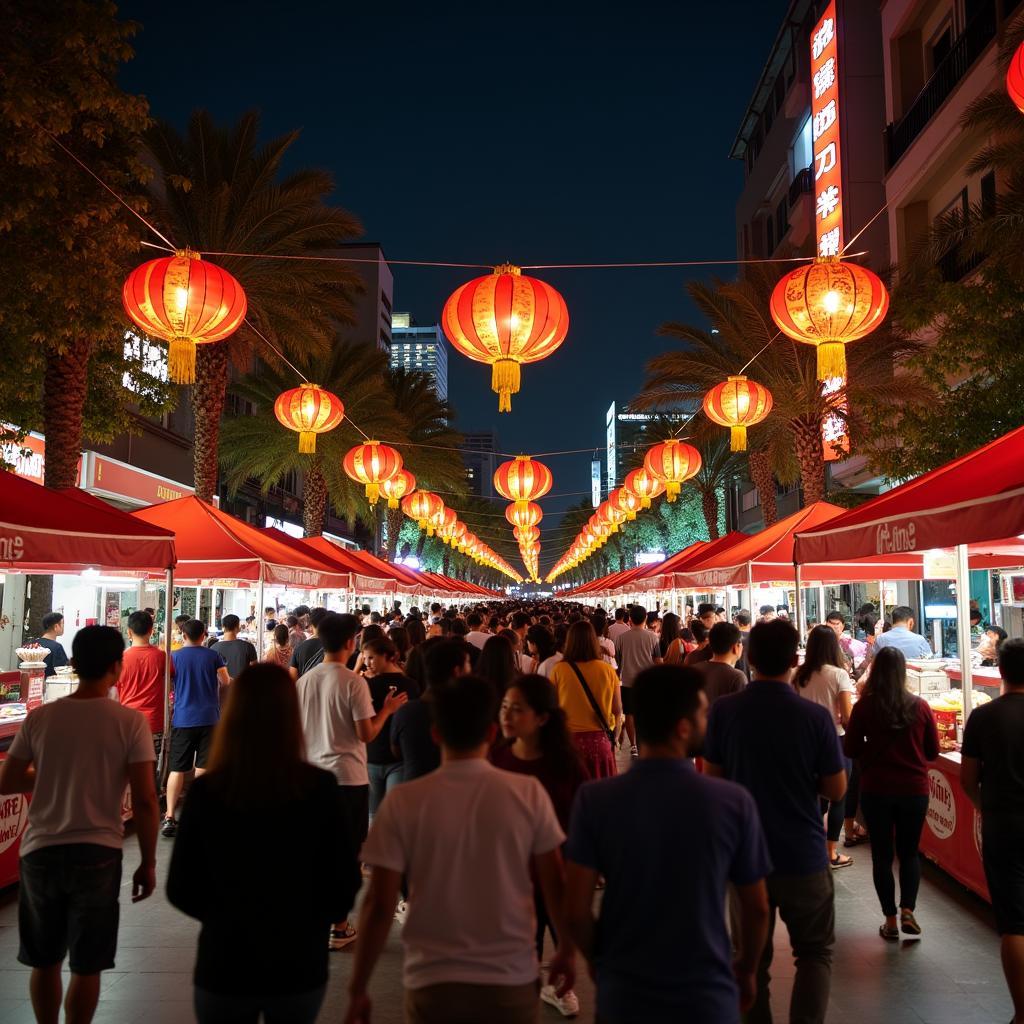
left=704, top=618, right=846, bottom=1024
left=565, top=665, right=772, bottom=1023
left=163, top=619, right=229, bottom=838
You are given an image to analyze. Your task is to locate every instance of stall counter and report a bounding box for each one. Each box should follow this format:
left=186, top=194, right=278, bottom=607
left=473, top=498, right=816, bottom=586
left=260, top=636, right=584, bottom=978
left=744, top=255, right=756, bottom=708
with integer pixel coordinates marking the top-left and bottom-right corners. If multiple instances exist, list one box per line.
left=919, top=751, right=990, bottom=902
left=0, top=718, right=29, bottom=889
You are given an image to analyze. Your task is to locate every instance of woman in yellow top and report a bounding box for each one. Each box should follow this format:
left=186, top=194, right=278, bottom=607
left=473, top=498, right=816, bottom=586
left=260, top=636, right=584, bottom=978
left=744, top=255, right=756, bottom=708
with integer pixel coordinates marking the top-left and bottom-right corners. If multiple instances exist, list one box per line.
left=550, top=621, right=622, bottom=779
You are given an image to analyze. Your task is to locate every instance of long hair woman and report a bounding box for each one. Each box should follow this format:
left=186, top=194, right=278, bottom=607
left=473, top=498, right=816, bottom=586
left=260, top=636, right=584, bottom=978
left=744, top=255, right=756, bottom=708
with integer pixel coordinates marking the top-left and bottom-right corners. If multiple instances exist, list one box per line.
left=795, top=625, right=857, bottom=868
left=550, top=620, right=622, bottom=779
left=263, top=623, right=293, bottom=668
left=525, top=624, right=559, bottom=676
left=660, top=612, right=684, bottom=663
left=477, top=633, right=520, bottom=697
left=167, top=664, right=360, bottom=1023
left=844, top=647, right=940, bottom=940
left=404, top=615, right=427, bottom=649
left=491, top=674, right=585, bottom=1015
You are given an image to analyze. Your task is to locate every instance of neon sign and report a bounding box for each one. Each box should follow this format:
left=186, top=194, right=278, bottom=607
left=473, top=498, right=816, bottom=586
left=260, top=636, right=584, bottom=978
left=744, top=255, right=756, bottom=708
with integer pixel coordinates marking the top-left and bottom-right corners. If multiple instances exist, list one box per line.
left=811, top=1, right=842, bottom=258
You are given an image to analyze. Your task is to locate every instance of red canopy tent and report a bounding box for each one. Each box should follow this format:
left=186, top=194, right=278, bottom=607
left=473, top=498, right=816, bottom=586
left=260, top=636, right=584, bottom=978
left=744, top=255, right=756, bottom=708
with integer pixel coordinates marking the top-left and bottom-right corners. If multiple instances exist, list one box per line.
left=636, top=533, right=749, bottom=592
left=0, top=472, right=175, bottom=574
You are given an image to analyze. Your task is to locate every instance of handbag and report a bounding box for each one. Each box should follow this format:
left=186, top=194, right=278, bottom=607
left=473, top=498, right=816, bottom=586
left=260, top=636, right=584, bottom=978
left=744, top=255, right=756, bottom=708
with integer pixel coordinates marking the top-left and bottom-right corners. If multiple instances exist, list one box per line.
left=566, top=661, right=615, bottom=747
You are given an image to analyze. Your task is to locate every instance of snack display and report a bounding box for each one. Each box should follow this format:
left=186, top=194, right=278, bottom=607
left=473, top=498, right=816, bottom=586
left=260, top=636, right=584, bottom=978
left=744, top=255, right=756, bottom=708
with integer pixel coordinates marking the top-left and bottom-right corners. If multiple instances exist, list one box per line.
left=925, top=690, right=992, bottom=751
left=15, top=645, right=47, bottom=665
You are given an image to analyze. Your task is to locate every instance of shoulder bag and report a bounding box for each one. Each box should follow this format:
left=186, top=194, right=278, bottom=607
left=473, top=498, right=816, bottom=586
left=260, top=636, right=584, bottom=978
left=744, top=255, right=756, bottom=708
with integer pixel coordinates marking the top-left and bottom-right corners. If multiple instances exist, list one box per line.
left=566, top=661, right=615, bottom=747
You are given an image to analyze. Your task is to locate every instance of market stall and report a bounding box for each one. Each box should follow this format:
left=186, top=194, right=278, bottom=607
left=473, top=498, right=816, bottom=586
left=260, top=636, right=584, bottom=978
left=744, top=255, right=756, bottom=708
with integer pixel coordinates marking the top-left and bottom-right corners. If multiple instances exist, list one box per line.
left=794, top=426, right=1024, bottom=901
left=0, top=473, right=176, bottom=888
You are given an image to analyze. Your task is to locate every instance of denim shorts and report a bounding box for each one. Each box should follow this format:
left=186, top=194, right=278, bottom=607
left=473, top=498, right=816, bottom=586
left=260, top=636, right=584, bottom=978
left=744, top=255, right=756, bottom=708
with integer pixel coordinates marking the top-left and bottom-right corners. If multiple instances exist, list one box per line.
left=18, top=843, right=123, bottom=974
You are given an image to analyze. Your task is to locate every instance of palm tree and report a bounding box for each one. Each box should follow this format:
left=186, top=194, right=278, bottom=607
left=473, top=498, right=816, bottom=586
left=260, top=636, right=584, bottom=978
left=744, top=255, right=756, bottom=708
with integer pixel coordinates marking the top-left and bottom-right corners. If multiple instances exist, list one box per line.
left=218, top=341, right=406, bottom=536
left=144, top=111, right=363, bottom=501
left=636, top=264, right=920, bottom=507
left=380, top=368, right=466, bottom=560
left=689, top=430, right=747, bottom=540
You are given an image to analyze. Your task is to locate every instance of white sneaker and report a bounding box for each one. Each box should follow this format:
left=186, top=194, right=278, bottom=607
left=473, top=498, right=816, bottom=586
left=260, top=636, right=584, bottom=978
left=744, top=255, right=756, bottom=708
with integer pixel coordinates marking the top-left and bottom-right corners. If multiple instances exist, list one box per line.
left=394, top=899, right=408, bottom=925
left=541, top=984, right=580, bottom=1018
left=629, top=745, right=639, bottom=758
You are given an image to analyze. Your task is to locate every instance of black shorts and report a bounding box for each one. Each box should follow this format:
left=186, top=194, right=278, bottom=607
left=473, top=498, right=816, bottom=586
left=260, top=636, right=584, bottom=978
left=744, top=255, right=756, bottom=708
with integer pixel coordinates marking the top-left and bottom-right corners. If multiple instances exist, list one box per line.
left=337, top=784, right=370, bottom=851
left=982, top=816, right=1024, bottom=935
left=18, top=843, right=122, bottom=974
left=169, top=725, right=214, bottom=773
left=621, top=685, right=636, bottom=716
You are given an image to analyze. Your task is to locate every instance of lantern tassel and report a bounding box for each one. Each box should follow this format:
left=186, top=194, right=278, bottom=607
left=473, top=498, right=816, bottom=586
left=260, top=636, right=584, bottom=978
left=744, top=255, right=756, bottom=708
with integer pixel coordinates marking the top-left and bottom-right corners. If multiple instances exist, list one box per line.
left=817, top=342, right=847, bottom=382
left=730, top=424, right=747, bottom=452
left=666, top=481, right=680, bottom=503
left=492, top=359, right=521, bottom=414
left=388, top=497, right=399, bottom=509
left=641, top=496, right=651, bottom=509
left=298, top=431, right=316, bottom=454
left=167, top=338, right=197, bottom=385
left=366, top=482, right=380, bottom=506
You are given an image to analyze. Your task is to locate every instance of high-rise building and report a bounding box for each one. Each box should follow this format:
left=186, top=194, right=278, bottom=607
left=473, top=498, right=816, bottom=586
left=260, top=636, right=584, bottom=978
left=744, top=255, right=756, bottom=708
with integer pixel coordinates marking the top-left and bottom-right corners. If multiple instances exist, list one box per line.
left=604, top=401, right=693, bottom=494
left=334, top=242, right=394, bottom=352
left=389, top=313, right=450, bottom=401
left=462, top=431, right=500, bottom=498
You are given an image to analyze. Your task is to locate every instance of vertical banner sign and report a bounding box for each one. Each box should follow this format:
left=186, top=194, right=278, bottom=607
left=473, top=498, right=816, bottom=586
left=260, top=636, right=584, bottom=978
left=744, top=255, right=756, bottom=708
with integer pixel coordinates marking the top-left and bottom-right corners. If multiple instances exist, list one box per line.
left=605, top=403, right=616, bottom=491
left=811, top=1, right=850, bottom=460
left=591, top=460, right=601, bottom=508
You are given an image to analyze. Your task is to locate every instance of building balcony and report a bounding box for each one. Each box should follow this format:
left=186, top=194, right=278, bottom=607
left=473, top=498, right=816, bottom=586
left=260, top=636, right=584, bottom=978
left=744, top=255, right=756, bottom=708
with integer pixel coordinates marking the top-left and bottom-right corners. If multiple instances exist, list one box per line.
left=788, top=165, right=812, bottom=208
left=885, top=2, right=997, bottom=170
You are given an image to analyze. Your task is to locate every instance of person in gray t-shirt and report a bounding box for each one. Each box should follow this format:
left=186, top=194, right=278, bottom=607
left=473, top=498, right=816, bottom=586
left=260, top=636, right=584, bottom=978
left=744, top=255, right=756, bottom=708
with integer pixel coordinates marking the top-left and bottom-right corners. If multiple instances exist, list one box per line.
left=613, top=607, right=663, bottom=756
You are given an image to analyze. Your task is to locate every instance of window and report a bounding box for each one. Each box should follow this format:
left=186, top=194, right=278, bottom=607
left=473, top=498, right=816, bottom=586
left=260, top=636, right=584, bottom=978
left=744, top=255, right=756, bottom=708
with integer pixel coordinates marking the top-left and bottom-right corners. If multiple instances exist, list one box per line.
left=929, top=20, right=953, bottom=72
left=792, top=116, right=812, bottom=177
left=774, top=71, right=786, bottom=111
left=934, top=188, right=968, bottom=228
left=741, top=487, right=760, bottom=512
left=380, top=291, right=392, bottom=313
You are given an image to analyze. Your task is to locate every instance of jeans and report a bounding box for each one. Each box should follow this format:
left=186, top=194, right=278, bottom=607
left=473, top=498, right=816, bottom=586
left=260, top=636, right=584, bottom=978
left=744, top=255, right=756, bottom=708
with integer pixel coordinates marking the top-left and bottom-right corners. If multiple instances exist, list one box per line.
left=405, top=981, right=539, bottom=1024
left=823, top=755, right=853, bottom=843
left=860, top=792, right=929, bottom=917
left=194, top=984, right=325, bottom=1023
left=748, top=869, right=835, bottom=1024
left=368, top=761, right=403, bottom=818
left=845, top=757, right=862, bottom=822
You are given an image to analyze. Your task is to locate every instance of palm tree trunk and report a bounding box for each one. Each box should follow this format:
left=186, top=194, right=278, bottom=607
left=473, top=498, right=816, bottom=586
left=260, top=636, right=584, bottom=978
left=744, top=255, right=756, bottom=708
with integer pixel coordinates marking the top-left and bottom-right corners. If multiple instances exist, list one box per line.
left=385, top=506, right=402, bottom=561
left=32, top=340, right=91, bottom=635
left=303, top=462, right=327, bottom=537
left=442, top=546, right=451, bottom=576
left=192, top=344, right=229, bottom=503
left=701, top=489, right=721, bottom=540
left=415, top=531, right=427, bottom=559
left=791, top=419, right=826, bottom=506
left=747, top=451, right=778, bottom=527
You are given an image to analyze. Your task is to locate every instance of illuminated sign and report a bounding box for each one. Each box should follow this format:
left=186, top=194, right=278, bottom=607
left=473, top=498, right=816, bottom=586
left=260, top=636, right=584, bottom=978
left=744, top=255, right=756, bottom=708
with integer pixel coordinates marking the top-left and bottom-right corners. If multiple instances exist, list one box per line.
left=605, top=402, right=616, bottom=490
left=821, top=376, right=849, bottom=461
left=811, top=1, right=842, bottom=258
left=591, top=460, right=601, bottom=507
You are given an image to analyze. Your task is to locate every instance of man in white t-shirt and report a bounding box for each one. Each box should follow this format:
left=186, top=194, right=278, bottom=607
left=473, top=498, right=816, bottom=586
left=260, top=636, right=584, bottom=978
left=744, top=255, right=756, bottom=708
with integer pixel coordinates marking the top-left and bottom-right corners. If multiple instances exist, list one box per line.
left=0, top=625, right=158, bottom=1024
left=297, top=612, right=406, bottom=951
left=345, top=674, right=575, bottom=1024
left=464, top=611, right=491, bottom=650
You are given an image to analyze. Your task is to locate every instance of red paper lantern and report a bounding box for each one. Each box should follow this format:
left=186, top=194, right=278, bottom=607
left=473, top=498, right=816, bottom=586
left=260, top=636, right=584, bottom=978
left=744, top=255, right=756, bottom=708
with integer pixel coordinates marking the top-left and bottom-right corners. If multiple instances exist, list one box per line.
left=505, top=501, right=544, bottom=530
left=343, top=440, right=403, bottom=506
left=380, top=469, right=416, bottom=510
left=770, top=257, right=889, bottom=381
left=644, top=439, right=701, bottom=503
left=442, top=265, right=569, bottom=412
left=514, top=525, right=540, bottom=545
left=494, top=457, right=553, bottom=514
left=1009, top=40, right=1024, bottom=113
left=624, top=467, right=665, bottom=509
left=402, top=491, right=443, bottom=534
left=612, top=486, right=641, bottom=521
left=122, top=249, right=247, bottom=384
left=273, top=384, right=345, bottom=453
left=702, top=375, right=773, bottom=452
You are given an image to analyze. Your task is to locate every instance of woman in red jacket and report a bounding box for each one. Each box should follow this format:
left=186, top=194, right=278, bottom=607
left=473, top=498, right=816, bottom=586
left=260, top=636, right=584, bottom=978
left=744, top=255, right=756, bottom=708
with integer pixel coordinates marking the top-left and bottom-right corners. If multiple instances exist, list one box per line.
left=845, top=647, right=940, bottom=941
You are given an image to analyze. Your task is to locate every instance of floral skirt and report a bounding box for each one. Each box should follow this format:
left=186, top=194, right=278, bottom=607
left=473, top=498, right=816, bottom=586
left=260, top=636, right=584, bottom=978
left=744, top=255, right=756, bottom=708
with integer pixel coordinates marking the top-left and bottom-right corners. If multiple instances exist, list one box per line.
left=572, top=730, right=617, bottom=780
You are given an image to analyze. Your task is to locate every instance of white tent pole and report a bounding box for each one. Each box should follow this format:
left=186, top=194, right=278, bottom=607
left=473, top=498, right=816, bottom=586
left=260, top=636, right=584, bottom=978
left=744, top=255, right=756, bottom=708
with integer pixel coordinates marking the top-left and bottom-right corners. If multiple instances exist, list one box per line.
left=955, top=544, right=973, bottom=721
left=256, top=568, right=265, bottom=659
left=794, top=562, right=805, bottom=642
left=746, top=562, right=755, bottom=620
left=160, top=567, right=174, bottom=788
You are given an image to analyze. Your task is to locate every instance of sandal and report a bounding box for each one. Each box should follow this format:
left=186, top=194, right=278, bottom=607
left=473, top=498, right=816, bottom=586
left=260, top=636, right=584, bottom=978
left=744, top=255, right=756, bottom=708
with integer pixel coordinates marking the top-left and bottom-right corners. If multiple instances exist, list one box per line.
left=900, top=910, right=921, bottom=936
left=844, top=830, right=869, bottom=848
left=879, top=923, right=899, bottom=941
left=830, top=853, right=853, bottom=869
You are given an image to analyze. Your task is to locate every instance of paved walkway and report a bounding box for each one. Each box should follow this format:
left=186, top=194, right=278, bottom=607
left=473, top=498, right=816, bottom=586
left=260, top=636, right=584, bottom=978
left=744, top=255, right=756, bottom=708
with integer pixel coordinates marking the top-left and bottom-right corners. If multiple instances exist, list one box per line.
left=0, top=823, right=1013, bottom=1023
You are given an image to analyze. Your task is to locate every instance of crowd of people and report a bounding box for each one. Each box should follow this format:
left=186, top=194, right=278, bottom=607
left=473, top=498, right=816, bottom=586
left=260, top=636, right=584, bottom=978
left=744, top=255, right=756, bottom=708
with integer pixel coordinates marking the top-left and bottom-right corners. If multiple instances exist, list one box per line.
left=1, top=596, right=1023, bottom=1024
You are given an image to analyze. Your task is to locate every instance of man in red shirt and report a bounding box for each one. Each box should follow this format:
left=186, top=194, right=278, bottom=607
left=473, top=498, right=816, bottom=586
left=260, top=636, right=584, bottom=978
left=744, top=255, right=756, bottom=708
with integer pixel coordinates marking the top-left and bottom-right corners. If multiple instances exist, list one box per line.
left=118, top=610, right=170, bottom=787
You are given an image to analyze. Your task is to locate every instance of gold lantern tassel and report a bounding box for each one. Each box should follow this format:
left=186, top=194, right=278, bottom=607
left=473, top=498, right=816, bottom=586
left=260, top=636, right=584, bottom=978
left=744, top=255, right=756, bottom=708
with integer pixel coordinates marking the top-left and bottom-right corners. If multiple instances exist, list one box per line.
left=388, top=497, right=399, bottom=509
left=641, top=496, right=651, bottom=509
left=816, top=342, right=847, bottom=382
left=298, top=431, right=316, bottom=454
left=167, top=338, right=197, bottom=385
left=492, top=358, right=521, bottom=413
left=666, top=482, right=680, bottom=503
left=366, top=482, right=380, bottom=506
left=730, top=424, right=747, bottom=452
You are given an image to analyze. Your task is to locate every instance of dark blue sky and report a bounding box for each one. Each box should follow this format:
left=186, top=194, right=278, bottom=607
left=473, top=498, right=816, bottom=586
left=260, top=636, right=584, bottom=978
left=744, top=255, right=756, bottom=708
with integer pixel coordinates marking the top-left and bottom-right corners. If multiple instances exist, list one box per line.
left=119, top=1, right=786, bottom=572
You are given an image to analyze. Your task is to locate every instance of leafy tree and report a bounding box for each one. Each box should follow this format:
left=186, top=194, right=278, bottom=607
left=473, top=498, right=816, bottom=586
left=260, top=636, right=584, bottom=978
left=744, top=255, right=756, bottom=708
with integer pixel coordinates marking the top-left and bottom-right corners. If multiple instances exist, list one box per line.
left=690, top=431, right=747, bottom=540
left=143, top=111, right=362, bottom=501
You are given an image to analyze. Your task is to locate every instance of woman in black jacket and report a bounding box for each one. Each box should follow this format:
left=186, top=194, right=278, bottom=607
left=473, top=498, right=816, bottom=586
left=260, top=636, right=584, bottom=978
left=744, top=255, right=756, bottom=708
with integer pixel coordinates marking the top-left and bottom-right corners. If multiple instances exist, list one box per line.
left=167, top=663, right=360, bottom=1023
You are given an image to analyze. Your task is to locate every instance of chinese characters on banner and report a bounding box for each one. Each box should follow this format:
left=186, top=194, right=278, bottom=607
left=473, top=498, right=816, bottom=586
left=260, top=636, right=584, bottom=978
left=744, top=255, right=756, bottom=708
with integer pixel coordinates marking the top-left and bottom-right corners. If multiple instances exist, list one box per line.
left=811, top=1, right=850, bottom=459
left=811, top=1, right=842, bottom=258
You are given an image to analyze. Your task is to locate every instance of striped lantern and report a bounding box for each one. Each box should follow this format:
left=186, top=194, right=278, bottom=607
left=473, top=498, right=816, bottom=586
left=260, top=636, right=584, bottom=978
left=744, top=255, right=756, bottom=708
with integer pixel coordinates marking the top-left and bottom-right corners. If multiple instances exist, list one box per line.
left=494, top=456, right=553, bottom=515
left=380, top=469, right=416, bottom=510
left=505, top=501, right=544, bottom=530
left=624, top=467, right=665, bottom=509
left=401, top=491, right=443, bottom=534
left=342, top=440, right=403, bottom=506
left=273, top=384, right=345, bottom=453
left=643, top=439, right=701, bottom=503
left=702, top=375, right=773, bottom=452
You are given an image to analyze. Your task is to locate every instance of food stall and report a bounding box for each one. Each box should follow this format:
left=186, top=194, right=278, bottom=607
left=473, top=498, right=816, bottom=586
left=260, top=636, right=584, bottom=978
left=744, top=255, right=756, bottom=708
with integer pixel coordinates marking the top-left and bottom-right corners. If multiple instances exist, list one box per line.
left=0, top=473, right=176, bottom=888
left=794, top=426, right=1024, bottom=901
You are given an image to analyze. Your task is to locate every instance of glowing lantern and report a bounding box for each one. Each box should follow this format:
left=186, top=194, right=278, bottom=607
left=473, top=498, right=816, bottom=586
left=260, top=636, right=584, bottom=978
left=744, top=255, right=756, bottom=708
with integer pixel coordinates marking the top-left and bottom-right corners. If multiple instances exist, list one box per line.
left=442, top=265, right=569, bottom=412
left=770, top=257, right=889, bottom=381
left=702, top=375, right=773, bottom=452
left=449, top=521, right=467, bottom=549
left=598, top=500, right=626, bottom=534
left=644, top=439, right=701, bottom=503
left=435, top=507, right=458, bottom=544
left=624, top=467, right=664, bottom=509
left=380, top=469, right=416, bottom=510
left=343, top=440, right=403, bottom=506
left=1009, top=41, right=1024, bottom=113
left=122, top=250, right=247, bottom=384
left=273, top=384, right=345, bottom=453
left=612, top=486, right=641, bottom=521
left=494, top=457, right=553, bottom=516
left=514, top=525, right=540, bottom=545
left=402, top=491, right=443, bottom=534
left=505, top=501, right=543, bottom=530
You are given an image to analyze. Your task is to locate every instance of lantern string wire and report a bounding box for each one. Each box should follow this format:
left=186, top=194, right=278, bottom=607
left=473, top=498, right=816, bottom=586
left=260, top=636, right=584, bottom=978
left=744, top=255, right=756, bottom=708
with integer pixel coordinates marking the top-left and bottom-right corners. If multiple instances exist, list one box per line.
left=40, top=129, right=179, bottom=251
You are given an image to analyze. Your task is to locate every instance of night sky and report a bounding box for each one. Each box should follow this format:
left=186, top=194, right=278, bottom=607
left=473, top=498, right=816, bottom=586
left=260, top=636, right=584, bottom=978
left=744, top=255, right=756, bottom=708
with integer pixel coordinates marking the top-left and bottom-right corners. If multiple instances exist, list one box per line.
left=119, top=1, right=786, bottom=574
